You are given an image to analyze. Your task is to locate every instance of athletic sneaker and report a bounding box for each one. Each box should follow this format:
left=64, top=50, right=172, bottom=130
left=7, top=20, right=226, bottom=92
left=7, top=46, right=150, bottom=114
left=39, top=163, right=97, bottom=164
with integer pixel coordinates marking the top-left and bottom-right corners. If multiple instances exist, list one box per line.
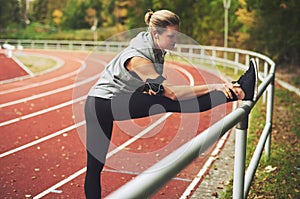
left=233, top=58, right=258, bottom=101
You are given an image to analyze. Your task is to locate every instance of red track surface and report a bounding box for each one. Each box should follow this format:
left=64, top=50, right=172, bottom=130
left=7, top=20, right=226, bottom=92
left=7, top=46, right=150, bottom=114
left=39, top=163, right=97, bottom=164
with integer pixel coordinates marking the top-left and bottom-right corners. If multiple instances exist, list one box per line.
left=0, top=49, right=233, bottom=199
left=0, top=53, right=28, bottom=81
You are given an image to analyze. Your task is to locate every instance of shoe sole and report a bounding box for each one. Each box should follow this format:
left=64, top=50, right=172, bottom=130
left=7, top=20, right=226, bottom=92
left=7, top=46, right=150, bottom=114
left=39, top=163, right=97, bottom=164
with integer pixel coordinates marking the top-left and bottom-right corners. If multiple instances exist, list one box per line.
left=250, top=58, right=258, bottom=101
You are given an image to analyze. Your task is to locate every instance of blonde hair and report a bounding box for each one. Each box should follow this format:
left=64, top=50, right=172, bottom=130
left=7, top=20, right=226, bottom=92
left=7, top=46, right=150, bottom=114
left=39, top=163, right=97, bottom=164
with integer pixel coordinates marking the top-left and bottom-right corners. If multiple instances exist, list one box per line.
left=144, top=9, right=180, bottom=34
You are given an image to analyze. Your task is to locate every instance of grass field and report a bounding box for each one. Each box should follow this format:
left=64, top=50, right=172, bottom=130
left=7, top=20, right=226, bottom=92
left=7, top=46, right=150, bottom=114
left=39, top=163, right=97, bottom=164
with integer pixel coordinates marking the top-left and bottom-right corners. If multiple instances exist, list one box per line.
left=15, top=55, right=57, bottom=74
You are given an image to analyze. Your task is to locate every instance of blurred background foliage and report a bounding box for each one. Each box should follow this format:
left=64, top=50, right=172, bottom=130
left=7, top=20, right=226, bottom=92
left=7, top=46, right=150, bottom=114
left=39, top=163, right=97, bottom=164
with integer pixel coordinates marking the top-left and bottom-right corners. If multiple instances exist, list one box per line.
left=0, top=0, right=299, bottom=68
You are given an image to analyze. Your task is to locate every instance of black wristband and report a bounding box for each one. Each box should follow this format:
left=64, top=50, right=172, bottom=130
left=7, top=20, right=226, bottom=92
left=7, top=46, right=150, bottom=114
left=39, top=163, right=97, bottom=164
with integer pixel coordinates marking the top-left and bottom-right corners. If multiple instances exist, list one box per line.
left=142, top=76, right=166, bottom=95
left=144, top=82, right=164, bottom=95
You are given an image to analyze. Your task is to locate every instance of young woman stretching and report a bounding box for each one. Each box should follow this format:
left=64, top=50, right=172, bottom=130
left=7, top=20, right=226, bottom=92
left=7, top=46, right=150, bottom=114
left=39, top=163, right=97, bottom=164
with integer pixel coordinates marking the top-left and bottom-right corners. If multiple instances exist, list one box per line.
left=84, top=9, right=258, bottom=198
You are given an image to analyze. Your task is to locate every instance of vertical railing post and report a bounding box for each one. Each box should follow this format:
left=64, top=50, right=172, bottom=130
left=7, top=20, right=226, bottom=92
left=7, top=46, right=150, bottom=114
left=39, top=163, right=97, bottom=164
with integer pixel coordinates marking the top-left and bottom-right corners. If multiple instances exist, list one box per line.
left=245, top=55, right=250, bottom=67
left=263, top=62, right=268, bottom=103
left=265, top=74, right=275, bottom=160
left=234, top=52, right=239, bottom=75
left=233, top=103, right=250, bottom=199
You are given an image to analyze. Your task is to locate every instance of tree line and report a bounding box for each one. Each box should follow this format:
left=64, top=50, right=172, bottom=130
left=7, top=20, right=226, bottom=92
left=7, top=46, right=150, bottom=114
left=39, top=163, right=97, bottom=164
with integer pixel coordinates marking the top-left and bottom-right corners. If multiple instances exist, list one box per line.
left=0, top=0, right=299, bottom=67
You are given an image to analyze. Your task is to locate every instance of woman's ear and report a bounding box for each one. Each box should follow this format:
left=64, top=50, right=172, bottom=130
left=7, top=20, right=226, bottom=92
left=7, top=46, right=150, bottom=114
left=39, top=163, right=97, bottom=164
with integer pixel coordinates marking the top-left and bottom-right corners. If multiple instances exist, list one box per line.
left=153, top=30, right=159, bottom=39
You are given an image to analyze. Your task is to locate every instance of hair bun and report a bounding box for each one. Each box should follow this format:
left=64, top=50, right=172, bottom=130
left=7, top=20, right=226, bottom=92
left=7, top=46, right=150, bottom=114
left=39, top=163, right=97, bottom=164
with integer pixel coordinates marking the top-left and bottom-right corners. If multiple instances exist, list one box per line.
left=144, top=9, right=154, bottom=25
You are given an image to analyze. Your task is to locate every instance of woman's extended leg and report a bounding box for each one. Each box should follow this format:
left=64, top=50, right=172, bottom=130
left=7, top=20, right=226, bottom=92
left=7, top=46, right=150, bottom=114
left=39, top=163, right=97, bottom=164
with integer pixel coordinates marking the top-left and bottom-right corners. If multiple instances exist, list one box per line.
left=110, top=90, right=234, bottom=120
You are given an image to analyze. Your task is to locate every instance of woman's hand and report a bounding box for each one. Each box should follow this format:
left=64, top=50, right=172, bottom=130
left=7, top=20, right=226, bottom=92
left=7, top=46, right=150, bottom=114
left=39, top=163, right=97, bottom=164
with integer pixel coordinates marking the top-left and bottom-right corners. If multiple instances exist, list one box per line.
left=143, top=89, right=159, bottom=96
left=217, top=83, right=244, bottom=100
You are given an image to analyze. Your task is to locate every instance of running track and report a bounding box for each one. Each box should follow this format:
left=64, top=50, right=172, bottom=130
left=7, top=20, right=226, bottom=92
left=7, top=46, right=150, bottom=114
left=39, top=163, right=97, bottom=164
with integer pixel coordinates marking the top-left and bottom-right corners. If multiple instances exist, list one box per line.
left=0, top=49, right=233, bottom=198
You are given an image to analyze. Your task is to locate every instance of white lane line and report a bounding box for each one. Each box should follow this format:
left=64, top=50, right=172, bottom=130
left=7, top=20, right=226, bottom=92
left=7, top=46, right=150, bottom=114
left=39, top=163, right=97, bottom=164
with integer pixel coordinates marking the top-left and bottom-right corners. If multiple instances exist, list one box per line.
left=103, top=168, right=192, bottom=182
left=172, top=63, right=195, bottom=86
left=0, top=59, right=107, bottom=124
left=0, top=95, right=86, bottom=127
left=0, top=58, right=107, bottom=107
left=0, top=70, right=77, bottom=95
left=0, top=57, right=110, bottom=108
left=32, top=64, right=195, bottom=199
left=0, top=121, right=86, bottom=158
left=179, top=131, right=231, bottom=199
left=0, top=71, right=98, bottom=108
left=0, top=58, right=84, bottom=95
left=33, top=167, right=87, bottom=199
left=107, top=113, right=172, bottom=158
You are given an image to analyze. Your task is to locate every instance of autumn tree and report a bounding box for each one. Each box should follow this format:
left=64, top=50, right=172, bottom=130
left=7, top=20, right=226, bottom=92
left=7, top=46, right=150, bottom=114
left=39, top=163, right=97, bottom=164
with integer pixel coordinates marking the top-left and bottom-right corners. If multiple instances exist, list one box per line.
left=52, top=9, right=63, bottom=27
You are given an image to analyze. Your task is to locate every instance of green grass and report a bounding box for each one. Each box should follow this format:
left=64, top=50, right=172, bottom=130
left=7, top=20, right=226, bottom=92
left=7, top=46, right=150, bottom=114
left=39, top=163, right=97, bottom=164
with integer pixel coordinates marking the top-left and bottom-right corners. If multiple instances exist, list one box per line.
left=291, top=76, right=300, bottom=87
left=220, top=87, right=300, bottom=198
left=15, top=55, right=57, bottom=74
left=215, top=64, right=243, bottom=80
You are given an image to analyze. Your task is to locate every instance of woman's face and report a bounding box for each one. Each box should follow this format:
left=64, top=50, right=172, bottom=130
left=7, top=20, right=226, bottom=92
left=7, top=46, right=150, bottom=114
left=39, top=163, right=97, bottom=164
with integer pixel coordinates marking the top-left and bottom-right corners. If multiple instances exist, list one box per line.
left=155, top=25, right=180, bottom=50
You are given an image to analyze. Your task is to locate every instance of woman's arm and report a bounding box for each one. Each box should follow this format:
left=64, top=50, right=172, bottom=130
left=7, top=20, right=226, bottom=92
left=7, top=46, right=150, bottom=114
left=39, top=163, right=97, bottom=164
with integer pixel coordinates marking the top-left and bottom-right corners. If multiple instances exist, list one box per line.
left=126, top=56, right=241, bottom=100
left=162, top=83, right=234, bottom=100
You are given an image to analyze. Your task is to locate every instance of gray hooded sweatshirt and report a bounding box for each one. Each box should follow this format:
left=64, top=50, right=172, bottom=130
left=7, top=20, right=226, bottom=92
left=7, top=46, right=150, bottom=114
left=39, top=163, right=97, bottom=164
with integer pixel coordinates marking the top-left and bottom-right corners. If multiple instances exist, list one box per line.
left=88, top=31, right=165, bottom=99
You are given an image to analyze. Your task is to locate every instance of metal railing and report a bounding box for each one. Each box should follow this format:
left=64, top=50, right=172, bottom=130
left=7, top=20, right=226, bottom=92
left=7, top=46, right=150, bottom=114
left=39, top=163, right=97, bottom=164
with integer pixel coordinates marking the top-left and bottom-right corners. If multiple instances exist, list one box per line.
left=0, top=39, right=275, bottom=199
left=0, top=39, right=128, bottom=52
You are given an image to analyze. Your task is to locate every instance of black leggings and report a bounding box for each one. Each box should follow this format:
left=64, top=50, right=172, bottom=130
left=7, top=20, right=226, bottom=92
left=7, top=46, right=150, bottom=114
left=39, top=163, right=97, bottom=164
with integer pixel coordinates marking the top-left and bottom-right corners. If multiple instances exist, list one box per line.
left=84, top=91, right=234, bottom=198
